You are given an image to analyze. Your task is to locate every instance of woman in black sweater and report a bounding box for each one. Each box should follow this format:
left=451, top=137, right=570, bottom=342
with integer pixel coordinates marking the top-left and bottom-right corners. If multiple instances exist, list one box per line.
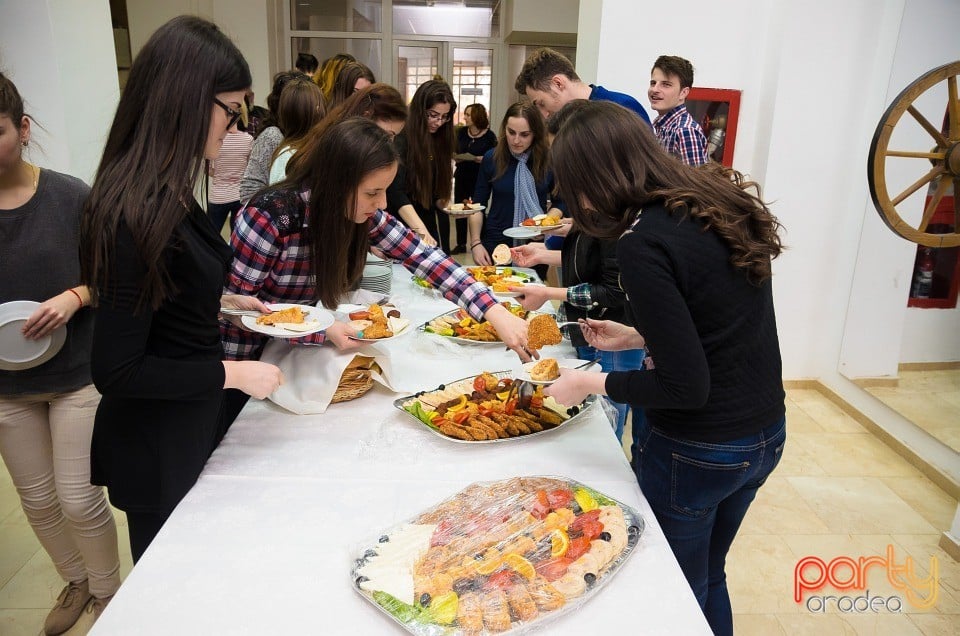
left=80, top=16, right=283, bottom=562
left=544, top=101, right=785, bottom=636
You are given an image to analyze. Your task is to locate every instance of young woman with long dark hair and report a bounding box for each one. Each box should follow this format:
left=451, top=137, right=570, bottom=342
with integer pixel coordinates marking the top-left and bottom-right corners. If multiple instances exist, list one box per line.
left=223, top=117, right=533, bottom=368
left=450, top=103, right=496, bottom=254
left=267, top=77, right=325, bottom=184
left=79, top=15, right=283, bottom=562
left=327, top=61, right=376, bottom=109
left=543, top=100, right=785, bottom=636
left=468, top=101, right=559, bottom=269
left=386, top=79, right=457, bottom=249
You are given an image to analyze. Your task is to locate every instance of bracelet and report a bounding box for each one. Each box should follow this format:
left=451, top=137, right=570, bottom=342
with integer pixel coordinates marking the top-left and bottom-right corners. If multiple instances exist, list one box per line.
left=470, top=242, right=482, bottom=249
left=66, top=288, right=83, bottom=308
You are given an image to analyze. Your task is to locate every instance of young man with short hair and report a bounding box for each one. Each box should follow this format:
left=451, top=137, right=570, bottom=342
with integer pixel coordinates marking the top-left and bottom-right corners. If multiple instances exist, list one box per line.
left=515, top=48, right=651, bottom=125
left=648, top=55, right=708, bottom=166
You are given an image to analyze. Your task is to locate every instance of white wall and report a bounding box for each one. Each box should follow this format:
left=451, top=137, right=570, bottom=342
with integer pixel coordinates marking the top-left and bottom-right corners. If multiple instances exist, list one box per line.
left=587, top=0, right=957, bottom=381
left=126, top=0, right=272, bottom=107
left=0, top=0, right=118, bottom=183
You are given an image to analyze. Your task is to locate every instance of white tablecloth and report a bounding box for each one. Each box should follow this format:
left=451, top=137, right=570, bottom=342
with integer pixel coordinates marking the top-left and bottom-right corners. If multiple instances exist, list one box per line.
left=91, top=264, right=710, bottom=635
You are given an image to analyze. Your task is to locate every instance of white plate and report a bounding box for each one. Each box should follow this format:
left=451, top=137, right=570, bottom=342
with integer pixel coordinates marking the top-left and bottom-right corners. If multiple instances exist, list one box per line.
left=442, top=204, right=485, bottom=216
left=503, top=226, right=542, bottom=239
left=517, top=358, right=599, bottom=385
left=0, top=301, right=68, bottom=371
left=340, top=305, right=413, bottom=342
left=240, top=303, right=335, bottom=339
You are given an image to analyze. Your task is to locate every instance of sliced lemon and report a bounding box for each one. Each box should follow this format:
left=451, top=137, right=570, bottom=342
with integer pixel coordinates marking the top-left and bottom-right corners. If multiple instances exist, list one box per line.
left=474, top=548, right=502, bottom=575
left=502, top=553, right=536, bottom=580
left=550, top=529, right=570, bottom=558
left=428, top=591, right=458, bottom=625
left=574, top=488, right=599, bottom=512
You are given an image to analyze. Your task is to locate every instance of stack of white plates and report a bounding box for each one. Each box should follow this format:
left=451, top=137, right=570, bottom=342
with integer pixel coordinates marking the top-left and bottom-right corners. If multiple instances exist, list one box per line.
left=359, top=254, right=392, bottom=295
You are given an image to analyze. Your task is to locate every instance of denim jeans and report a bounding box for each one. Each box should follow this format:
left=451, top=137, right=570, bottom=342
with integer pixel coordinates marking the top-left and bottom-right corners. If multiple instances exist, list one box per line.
left=633, top=417, right=786, bottom=636
left=575, top=344, right=645, bottom=441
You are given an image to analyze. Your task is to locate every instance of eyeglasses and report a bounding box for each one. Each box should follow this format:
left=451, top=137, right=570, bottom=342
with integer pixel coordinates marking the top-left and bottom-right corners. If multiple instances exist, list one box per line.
left=426, top=109, right=451, bottom=123
left=214, top=97, right=243, bottom=130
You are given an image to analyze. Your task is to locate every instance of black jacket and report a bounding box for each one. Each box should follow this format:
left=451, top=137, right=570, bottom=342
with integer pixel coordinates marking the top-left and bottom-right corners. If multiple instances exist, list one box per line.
left=560, top=229, right=630, bottom=347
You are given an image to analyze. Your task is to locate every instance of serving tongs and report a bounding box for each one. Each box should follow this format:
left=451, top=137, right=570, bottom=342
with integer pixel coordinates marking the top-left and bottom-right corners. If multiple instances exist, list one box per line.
left=505, top=378, right=536, bottom=409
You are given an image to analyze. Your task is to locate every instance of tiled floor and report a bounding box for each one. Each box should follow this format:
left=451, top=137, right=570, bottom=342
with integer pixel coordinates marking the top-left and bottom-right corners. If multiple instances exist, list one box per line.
left=865, top=369, right=960, bottom=453
left=0, top=387, right=956, bottom=634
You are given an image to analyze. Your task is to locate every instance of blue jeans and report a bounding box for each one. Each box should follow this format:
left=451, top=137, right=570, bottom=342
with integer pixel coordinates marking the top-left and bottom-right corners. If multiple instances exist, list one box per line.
left=575, top=344, right=645, bottom=441
left=633, top=417, right=786, bottom=636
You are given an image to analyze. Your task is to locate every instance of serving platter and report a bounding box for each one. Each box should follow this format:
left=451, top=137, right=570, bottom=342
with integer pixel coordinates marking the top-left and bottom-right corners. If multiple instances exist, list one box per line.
left=351, top=475, right=644, bottom=635
left=394, top=370, right=596, bottom=444
left=420, top=306, right=538, bottom=346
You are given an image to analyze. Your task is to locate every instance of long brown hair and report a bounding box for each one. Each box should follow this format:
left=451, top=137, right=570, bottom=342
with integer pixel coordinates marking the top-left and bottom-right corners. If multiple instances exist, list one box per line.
left=297, top=117, right=399, bottom=308
left=285, top=83, right=406, bottom=176
left=273, top=77, right=325, bottom=165
left=551, top=101, right=783, bottom=284
left=493, top=101, right=549, bottom=182
left=328, top=62, right=376, bottom=109
left=403, top=80, right=456, bottom=208
left=80, top=16, right=251, bottom=310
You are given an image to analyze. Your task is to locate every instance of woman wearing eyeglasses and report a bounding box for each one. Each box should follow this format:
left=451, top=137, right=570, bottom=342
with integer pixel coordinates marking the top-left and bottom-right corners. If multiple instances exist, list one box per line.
left=80, top=16, right=283, bottom=562
left=386, top=79, right=457, bottom=250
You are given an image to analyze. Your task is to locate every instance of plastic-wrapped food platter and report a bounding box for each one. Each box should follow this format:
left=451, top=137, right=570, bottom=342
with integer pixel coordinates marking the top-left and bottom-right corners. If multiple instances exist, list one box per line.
left=351, top=475, right=644, bottom=635
left=395, top=370, right=595, bottom=444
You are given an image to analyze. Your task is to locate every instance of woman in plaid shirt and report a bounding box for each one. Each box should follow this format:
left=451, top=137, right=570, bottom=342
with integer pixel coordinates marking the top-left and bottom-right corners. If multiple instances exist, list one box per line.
left=222, top=117, right=533, bottom=366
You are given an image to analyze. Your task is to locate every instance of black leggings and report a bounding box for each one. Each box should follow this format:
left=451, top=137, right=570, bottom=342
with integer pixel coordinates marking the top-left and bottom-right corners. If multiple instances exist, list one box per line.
left=126, top=510, right=170, bottom=563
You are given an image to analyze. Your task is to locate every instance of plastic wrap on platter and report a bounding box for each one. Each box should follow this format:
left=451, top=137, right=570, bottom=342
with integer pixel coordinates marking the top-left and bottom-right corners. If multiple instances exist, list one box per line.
left=351, top=476, right=644, bottom=635
left=396, top=371, right=594, bottom=443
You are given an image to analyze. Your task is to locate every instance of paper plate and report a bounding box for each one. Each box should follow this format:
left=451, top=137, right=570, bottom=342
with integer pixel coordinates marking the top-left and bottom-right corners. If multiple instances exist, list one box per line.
left=503, top=226, right=542, bottom=239
left=240, top=303, right=335, bottom=339
left=0, top=301, right=67, bottom=371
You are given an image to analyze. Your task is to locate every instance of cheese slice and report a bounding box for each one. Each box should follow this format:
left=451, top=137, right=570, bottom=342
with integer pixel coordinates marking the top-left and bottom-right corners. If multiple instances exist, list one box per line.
left=387, top=316, right=410, bottom=335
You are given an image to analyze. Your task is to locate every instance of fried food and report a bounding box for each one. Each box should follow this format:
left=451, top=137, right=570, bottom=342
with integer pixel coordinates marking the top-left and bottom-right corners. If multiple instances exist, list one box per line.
left=256, top=306, right=305, bottom=325
left=527, top=314, right=562, bottom=350
left=529, top=358, right=560, bottom=381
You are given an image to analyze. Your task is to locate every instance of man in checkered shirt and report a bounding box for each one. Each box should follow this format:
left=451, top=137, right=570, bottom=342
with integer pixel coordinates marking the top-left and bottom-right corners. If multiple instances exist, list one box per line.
left=648, top=55, right=709, bottom=166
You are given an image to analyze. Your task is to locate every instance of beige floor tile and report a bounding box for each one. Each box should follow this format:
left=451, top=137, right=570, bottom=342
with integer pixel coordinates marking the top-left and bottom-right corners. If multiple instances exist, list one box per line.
left=788, top=390, right=866, bottom=434
left=726, top=534, right=802, bottom=614
left=785, top=400, right=826, bottom=434
left=733, top=613, right=786, bottom=634
left=789, top=433, right=923, bottom=478
left=881, top=477, right=957, bottom=531
left=772, top=435, right=829, bottom=477
left=891, top=534, right=960, bottom=615
left=739, top=476, right=831, bottom=535
left=0, top=608, right=48, bottom=636
left=907, top=612, right=960, bottom=634
left=776, top=612, right=860, bottom=634
left=787, top=476, right=938, bottom=534
left=0, top=547, right=67, bottom=610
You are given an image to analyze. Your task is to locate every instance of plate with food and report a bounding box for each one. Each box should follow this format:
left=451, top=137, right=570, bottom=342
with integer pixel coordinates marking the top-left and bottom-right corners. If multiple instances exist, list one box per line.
left=442, top=202, right=486, bottom=216
left=240, top=303, right=335, bottom=338
left=396, top=370, right=595, bottom=443
left=339, top=303, right=413, bottom=342
left=420, top=304, right=532, bottom=345
left=351, top=475, right=644, bottom=635
left=517, top=358, right=600, bottom=385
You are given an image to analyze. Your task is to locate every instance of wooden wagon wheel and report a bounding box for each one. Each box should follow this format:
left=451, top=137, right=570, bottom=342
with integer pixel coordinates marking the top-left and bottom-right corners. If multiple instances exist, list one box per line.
left=868, top=60, right=960, bottom=248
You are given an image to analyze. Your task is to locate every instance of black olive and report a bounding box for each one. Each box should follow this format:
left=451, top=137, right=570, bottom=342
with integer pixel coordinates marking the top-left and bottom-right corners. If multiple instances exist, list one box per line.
left=378, top=535, right=390, bottom=543
left=419, top=593, right=432, bottom=607
left=566, top=407, right=574, bottom=416
left=474, top=553, right=484, bottom=560
left=584, top=572, right=597, bottom=585
left=438, top=384, right=446, bottom=390
left=570, top=406, right=580, bottom=415
left=355, top=575, right=369, bottom=587
left=364, top=548, right=377, bottom=559
left=628, top=525, right=640, bottom=536
left=599, top=531, right=611, bottom=541
left=570, top=501, right=582, bottom=514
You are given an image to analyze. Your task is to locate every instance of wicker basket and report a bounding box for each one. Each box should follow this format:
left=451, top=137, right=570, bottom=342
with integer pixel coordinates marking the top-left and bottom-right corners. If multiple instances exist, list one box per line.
left=332, top=356, right=378, bottom=404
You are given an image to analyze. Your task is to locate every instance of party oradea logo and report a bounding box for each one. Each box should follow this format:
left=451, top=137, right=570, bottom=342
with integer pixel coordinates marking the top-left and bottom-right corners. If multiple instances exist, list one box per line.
left=794, top=544, right=938, bottom=613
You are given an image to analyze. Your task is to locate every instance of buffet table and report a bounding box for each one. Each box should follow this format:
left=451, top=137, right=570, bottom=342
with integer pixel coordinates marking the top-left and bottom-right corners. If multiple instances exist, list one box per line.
left=91, top=263, right=710, bottom=635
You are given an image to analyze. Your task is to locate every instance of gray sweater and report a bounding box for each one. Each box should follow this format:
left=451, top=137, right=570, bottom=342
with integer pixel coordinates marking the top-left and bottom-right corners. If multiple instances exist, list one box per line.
left=0, top=169, right=94, bottom=395
left=239, top=126, right=283, bottom=202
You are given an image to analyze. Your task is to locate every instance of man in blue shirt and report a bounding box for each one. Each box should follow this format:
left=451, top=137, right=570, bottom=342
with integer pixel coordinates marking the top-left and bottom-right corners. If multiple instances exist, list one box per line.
left=515, top=48, right=651, bottom=126
left=648, top=55, right=708, bottom=166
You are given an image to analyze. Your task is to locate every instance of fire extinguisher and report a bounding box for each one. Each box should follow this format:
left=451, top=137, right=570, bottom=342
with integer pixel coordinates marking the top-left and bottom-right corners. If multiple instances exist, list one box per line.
left=910, top=247, right=935, bottom=298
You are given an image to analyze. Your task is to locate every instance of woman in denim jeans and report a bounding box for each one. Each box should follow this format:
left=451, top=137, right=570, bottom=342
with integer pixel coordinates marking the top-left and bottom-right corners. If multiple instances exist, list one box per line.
left=544, top=101, right=786, bottom=636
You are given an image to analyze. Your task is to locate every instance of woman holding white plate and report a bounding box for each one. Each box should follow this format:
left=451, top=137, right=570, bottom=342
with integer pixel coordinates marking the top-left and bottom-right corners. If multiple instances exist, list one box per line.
left=0, top=72, right=120, bottom=634
left=468, top=101, right=562, bottom=272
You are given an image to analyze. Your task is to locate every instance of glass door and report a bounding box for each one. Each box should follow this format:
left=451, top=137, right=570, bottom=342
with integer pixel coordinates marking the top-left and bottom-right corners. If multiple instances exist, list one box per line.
left=394, top=41, right=496, bottom=126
